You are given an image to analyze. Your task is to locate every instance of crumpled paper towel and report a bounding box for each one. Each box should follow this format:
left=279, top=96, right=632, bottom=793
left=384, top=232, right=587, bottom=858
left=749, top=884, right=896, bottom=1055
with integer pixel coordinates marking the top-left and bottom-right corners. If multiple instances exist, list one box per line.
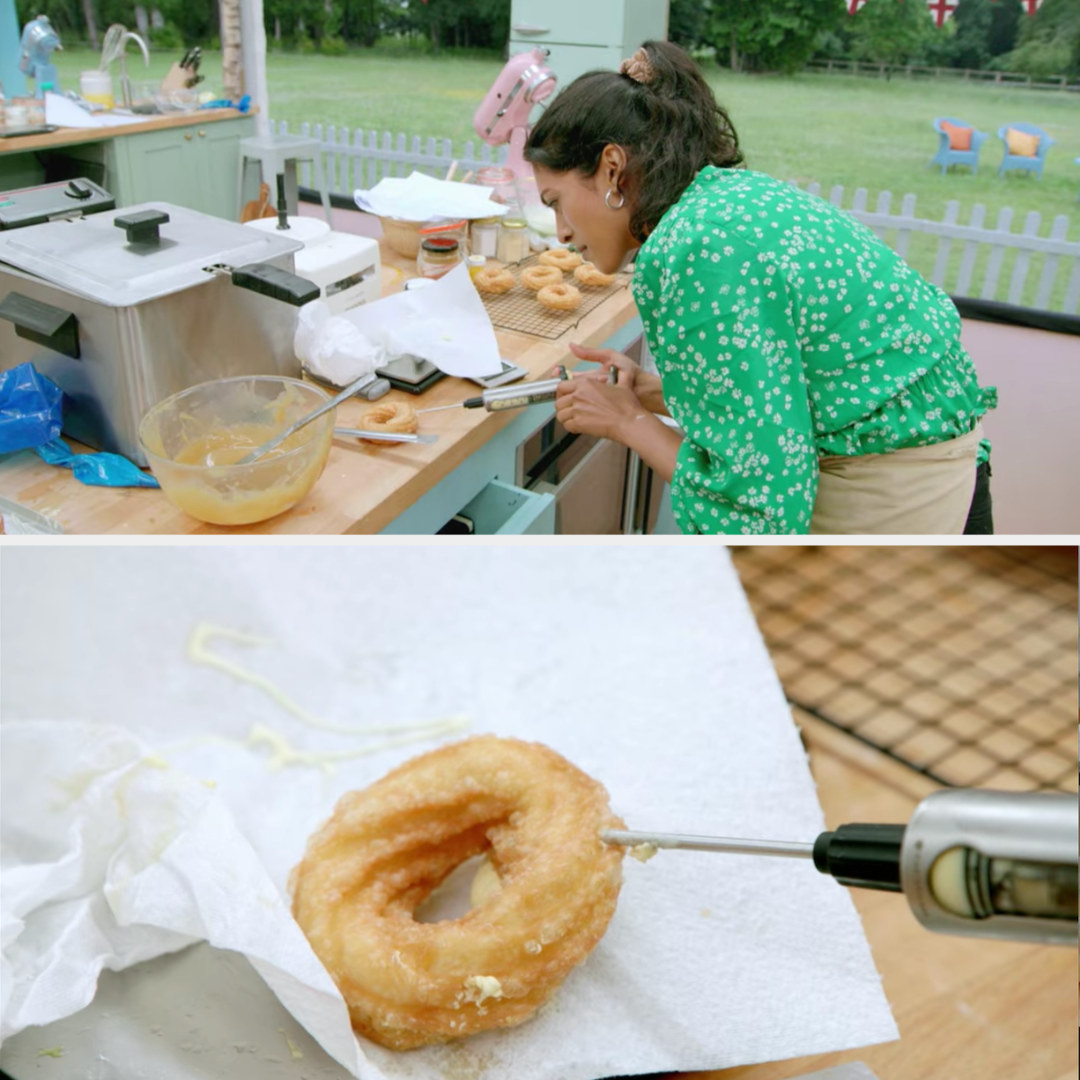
left=294, top=301, right=383, bottom=388
left=295, top=264, right=502, bottom=384
left=354, top=172, right=510, bottom=222
left=0, top=546, right=898, bottom=1079
left=0, top=719, right=363, bottom=1074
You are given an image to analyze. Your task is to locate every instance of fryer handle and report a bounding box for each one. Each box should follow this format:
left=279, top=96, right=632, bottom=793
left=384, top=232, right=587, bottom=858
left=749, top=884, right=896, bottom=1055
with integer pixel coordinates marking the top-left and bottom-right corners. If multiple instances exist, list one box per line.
left=0, top=291, right=80, bottom=359
left=230, top=263, right=320, bottom=307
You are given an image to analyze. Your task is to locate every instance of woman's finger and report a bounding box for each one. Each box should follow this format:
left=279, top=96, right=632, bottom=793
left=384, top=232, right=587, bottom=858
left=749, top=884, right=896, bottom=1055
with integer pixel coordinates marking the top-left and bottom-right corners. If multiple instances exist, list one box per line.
left=568, top=342, right=611, bottom=361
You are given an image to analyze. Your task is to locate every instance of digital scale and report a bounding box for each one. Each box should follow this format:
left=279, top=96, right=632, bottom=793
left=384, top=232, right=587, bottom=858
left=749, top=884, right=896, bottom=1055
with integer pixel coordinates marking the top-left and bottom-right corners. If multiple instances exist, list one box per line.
left=375, top=356, right=527, bottom=395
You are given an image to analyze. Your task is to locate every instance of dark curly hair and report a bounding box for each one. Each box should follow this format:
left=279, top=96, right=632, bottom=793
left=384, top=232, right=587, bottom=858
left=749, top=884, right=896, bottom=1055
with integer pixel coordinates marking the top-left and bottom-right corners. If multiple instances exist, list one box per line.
left=524, top=40, right=743, bottom=243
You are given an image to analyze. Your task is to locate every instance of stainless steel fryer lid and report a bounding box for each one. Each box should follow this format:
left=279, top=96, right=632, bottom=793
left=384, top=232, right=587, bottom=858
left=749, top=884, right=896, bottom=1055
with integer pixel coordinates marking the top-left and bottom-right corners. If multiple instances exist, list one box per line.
left=0, top=202, right=305, bottom=307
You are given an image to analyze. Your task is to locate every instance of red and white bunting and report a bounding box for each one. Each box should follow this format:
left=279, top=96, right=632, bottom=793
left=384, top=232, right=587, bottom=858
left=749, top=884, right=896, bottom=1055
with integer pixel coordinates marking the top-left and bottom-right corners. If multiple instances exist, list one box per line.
left=926, top=0, right=959, bottom=27
left=848, top=0, right=1043, bottom=26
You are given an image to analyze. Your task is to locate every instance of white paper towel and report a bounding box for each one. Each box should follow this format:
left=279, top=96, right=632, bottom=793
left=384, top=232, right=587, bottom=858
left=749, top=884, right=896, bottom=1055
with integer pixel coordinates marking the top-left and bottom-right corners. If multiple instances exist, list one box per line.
left=296, top=263, right=503, bottom=384
left=353, top=173, right=511, bottom=222
left=0, top=546, right=898, bottom=1079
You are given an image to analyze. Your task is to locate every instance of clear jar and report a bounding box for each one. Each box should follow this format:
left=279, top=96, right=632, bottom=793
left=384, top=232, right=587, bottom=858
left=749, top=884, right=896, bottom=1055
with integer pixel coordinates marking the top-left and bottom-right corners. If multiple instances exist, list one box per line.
left=475, top=166, right=519, bottom=212
left=470, top=216, right=500, bottom=259
left=496, top=218, right=530, bottom=264
left=417, top=237, right=463, bottom=279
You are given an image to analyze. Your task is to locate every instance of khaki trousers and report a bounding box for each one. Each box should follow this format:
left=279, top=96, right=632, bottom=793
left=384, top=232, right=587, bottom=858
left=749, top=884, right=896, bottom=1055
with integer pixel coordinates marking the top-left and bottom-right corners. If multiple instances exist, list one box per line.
left=809, top=424, right=983, bottom=535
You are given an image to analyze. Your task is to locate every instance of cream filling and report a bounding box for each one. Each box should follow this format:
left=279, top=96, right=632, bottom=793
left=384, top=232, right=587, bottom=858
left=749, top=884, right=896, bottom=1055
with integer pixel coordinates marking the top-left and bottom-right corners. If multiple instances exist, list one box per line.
left=179, top=623, right=469, bottom=772
left=462, top=975, right=504, bottom=1007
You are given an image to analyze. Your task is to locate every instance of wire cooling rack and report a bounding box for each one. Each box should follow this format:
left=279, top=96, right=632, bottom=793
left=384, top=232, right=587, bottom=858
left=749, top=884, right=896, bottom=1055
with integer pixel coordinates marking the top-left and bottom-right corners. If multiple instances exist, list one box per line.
left=477, top=253, right=630, bottom=339
left=730, top=546, right=1078, bottom=793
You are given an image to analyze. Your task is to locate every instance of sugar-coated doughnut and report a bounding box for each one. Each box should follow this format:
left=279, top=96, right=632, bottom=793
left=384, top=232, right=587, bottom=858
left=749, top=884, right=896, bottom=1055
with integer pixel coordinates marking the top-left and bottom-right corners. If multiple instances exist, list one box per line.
left=574, top=262, right=617, bottom=288
left=539, top=249, right=583, bottom=271
left=474, top=266, right=515, bottom=294
left=520, top=265, right=563, bottom=291
left=537, top=283, right=582, bottom=312
left=290, top=735, right=626, bottom=1050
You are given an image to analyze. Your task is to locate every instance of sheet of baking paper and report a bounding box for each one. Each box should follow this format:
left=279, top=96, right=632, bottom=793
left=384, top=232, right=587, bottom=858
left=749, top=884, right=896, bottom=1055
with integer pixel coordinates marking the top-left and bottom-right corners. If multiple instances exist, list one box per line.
left=354, top=172, right=510, bottom=222
left=297, top=262, right=502, bottom=383
left=0, top=547, right=898, bottom=1080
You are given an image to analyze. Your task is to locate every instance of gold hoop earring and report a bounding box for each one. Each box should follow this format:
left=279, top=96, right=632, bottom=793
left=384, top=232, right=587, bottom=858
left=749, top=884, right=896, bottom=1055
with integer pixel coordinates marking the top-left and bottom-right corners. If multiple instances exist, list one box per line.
left=604, top=188, right=625, bottom=211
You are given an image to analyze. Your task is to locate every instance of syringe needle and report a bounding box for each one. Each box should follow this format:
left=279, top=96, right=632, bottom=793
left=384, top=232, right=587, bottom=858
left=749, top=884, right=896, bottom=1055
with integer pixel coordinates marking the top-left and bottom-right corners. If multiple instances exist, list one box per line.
left=602, top=829, right=815, bottom=858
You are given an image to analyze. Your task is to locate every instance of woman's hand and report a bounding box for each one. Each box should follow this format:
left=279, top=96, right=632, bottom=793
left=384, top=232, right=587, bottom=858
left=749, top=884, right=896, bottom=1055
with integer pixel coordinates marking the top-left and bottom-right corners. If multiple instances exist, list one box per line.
left=564, top=342, right=669, bottom=415
left=554, top=368, right=683, bottom=484
left=554, top=366, right=648, bottom=443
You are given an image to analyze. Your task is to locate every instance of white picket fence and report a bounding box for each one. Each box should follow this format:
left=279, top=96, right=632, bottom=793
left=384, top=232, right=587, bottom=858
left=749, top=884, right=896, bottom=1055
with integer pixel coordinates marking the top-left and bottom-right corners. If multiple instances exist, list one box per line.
left=792, top=181, right=1080, bottom=314
left=272, top=120, right=1080, bottom=315
left=271, top=119, right=505, bottom=193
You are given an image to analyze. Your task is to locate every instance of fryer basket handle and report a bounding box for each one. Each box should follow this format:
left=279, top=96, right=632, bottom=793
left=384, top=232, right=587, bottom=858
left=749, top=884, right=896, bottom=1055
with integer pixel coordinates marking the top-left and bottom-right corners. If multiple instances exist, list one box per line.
left=230, top=263, right=320, bottom=307
left=0, top=291, right=80, bottom=359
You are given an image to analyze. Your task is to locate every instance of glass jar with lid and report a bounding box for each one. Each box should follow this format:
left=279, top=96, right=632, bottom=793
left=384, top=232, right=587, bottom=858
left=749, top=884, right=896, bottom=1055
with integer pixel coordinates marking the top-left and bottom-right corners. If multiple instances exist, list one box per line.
left=470, top=216, right=501, bottom=259
left=475, top=166, right=521, bottom=217
left=496, top=217, right=530, bottom=264
left=417, top=236, right=463, bottom=279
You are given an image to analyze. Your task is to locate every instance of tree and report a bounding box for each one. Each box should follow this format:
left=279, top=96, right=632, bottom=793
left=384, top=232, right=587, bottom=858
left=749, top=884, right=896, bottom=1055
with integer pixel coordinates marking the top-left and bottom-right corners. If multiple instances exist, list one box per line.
left=708, top=0, right=847, bottom=74
left=948, top=0, right=994, bottom=70
left=81, top=0, right=99, bottom=50
left=221, top=0, right=241, bottom=101
left=996, top=0, right=1080, bottom=76
left=988, top=0, right=1022, bottom=58
left=850, top=0, right=937, bottom=69
left=669, top=0, right=710, bottom=51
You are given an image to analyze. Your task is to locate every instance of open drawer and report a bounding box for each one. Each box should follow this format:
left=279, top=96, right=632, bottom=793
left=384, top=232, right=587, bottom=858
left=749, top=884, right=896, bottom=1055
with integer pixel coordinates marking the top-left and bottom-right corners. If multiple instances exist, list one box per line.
left=455, top=479, right=555, bottom=535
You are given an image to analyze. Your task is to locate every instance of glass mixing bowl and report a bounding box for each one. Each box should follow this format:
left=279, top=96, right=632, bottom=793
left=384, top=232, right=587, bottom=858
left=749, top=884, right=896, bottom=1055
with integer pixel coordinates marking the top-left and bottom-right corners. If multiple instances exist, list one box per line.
left=138, top=375, right=334, bottom=526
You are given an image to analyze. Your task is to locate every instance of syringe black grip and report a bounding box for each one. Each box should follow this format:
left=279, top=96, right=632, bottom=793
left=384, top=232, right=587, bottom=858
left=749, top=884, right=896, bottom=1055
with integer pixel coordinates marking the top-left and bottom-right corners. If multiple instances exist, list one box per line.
left=812, top=823, right=906, bottom=892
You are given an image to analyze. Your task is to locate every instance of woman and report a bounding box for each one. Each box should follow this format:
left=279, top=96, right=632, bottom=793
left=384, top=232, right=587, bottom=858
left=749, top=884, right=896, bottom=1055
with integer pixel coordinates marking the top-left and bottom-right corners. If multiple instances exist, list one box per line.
left=525, top=41, right=996, bottom=534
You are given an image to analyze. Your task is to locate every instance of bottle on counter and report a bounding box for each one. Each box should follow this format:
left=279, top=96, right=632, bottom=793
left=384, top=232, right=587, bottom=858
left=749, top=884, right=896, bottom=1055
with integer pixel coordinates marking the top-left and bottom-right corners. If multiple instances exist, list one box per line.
left=475, top=166, right=520, bottom=212
left=466, top=254, right=487, bottom=281
left=496, top=217, right=530, bottom=264
left=469, top=216, right=501, bottom=259
left=417, top=236, right=463, bottom=279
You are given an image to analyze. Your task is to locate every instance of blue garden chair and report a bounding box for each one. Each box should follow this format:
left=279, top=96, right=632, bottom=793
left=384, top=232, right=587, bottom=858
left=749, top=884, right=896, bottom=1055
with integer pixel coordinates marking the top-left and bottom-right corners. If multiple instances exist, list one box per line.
left=997, top=123, right=1055, bottom=179
left=930, top=117, right=988, bottom=175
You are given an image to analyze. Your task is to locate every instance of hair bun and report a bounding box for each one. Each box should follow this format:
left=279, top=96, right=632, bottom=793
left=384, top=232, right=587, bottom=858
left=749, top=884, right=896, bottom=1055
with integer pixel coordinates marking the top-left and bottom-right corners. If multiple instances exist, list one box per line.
left=619, top=47, right=654, bottom=85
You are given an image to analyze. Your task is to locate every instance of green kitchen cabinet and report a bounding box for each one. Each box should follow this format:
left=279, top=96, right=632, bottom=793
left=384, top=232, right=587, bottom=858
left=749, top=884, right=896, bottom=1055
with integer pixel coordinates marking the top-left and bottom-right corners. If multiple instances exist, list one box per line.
left=107, top=115, right=256, bottom=218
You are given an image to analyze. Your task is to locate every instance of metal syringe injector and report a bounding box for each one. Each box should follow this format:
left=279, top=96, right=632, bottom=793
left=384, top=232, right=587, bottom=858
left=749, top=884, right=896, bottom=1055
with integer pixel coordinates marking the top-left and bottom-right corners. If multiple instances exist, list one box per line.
left=604, top=789, right=1078, bottom=946
left=417, top=364, right=616, bottom=414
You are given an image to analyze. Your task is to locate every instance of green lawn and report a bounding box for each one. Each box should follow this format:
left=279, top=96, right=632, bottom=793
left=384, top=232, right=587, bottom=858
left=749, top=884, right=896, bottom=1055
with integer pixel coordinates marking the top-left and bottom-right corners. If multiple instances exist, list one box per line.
left=47, top=46, right=1080, bottom=306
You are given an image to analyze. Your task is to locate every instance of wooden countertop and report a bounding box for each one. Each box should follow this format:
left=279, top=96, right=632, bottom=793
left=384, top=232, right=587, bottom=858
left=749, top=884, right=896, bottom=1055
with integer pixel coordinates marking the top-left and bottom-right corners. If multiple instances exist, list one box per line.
left=688, top=709, right=1077, bottom=1080
left=0, top=246, right=639, bottom=534
left=0, top=107, right=250, bottom=154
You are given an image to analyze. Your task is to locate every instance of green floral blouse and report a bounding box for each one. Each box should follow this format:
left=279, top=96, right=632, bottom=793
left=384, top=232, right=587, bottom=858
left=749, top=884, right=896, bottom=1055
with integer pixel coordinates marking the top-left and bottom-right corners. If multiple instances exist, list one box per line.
left=632, top=167, right=997, bottom=534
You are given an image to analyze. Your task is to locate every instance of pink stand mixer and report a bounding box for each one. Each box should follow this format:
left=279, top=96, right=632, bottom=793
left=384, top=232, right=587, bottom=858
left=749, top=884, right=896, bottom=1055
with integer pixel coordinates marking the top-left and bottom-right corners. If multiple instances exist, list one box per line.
left=472, top=48, right=557, bottom=186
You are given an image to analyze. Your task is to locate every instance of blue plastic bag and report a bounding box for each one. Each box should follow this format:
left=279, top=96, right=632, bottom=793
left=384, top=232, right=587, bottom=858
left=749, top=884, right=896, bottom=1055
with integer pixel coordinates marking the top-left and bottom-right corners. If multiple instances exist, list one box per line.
left=0, top=363, right=63, bottom=453
left=34, top=438, right=160, bottom=488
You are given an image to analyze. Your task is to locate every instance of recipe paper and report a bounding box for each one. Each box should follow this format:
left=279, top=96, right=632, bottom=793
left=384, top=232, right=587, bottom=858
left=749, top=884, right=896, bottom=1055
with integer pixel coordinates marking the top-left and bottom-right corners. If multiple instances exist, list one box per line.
left=0, top=547, right=898, bottom=1080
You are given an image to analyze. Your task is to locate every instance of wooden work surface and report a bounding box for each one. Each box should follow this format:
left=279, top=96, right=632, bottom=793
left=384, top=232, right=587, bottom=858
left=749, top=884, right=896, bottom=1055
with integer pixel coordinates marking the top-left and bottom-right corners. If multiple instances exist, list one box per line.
left=0, top=107, right=249, bottom=154
left=0, top=247, right=639, bottom=534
